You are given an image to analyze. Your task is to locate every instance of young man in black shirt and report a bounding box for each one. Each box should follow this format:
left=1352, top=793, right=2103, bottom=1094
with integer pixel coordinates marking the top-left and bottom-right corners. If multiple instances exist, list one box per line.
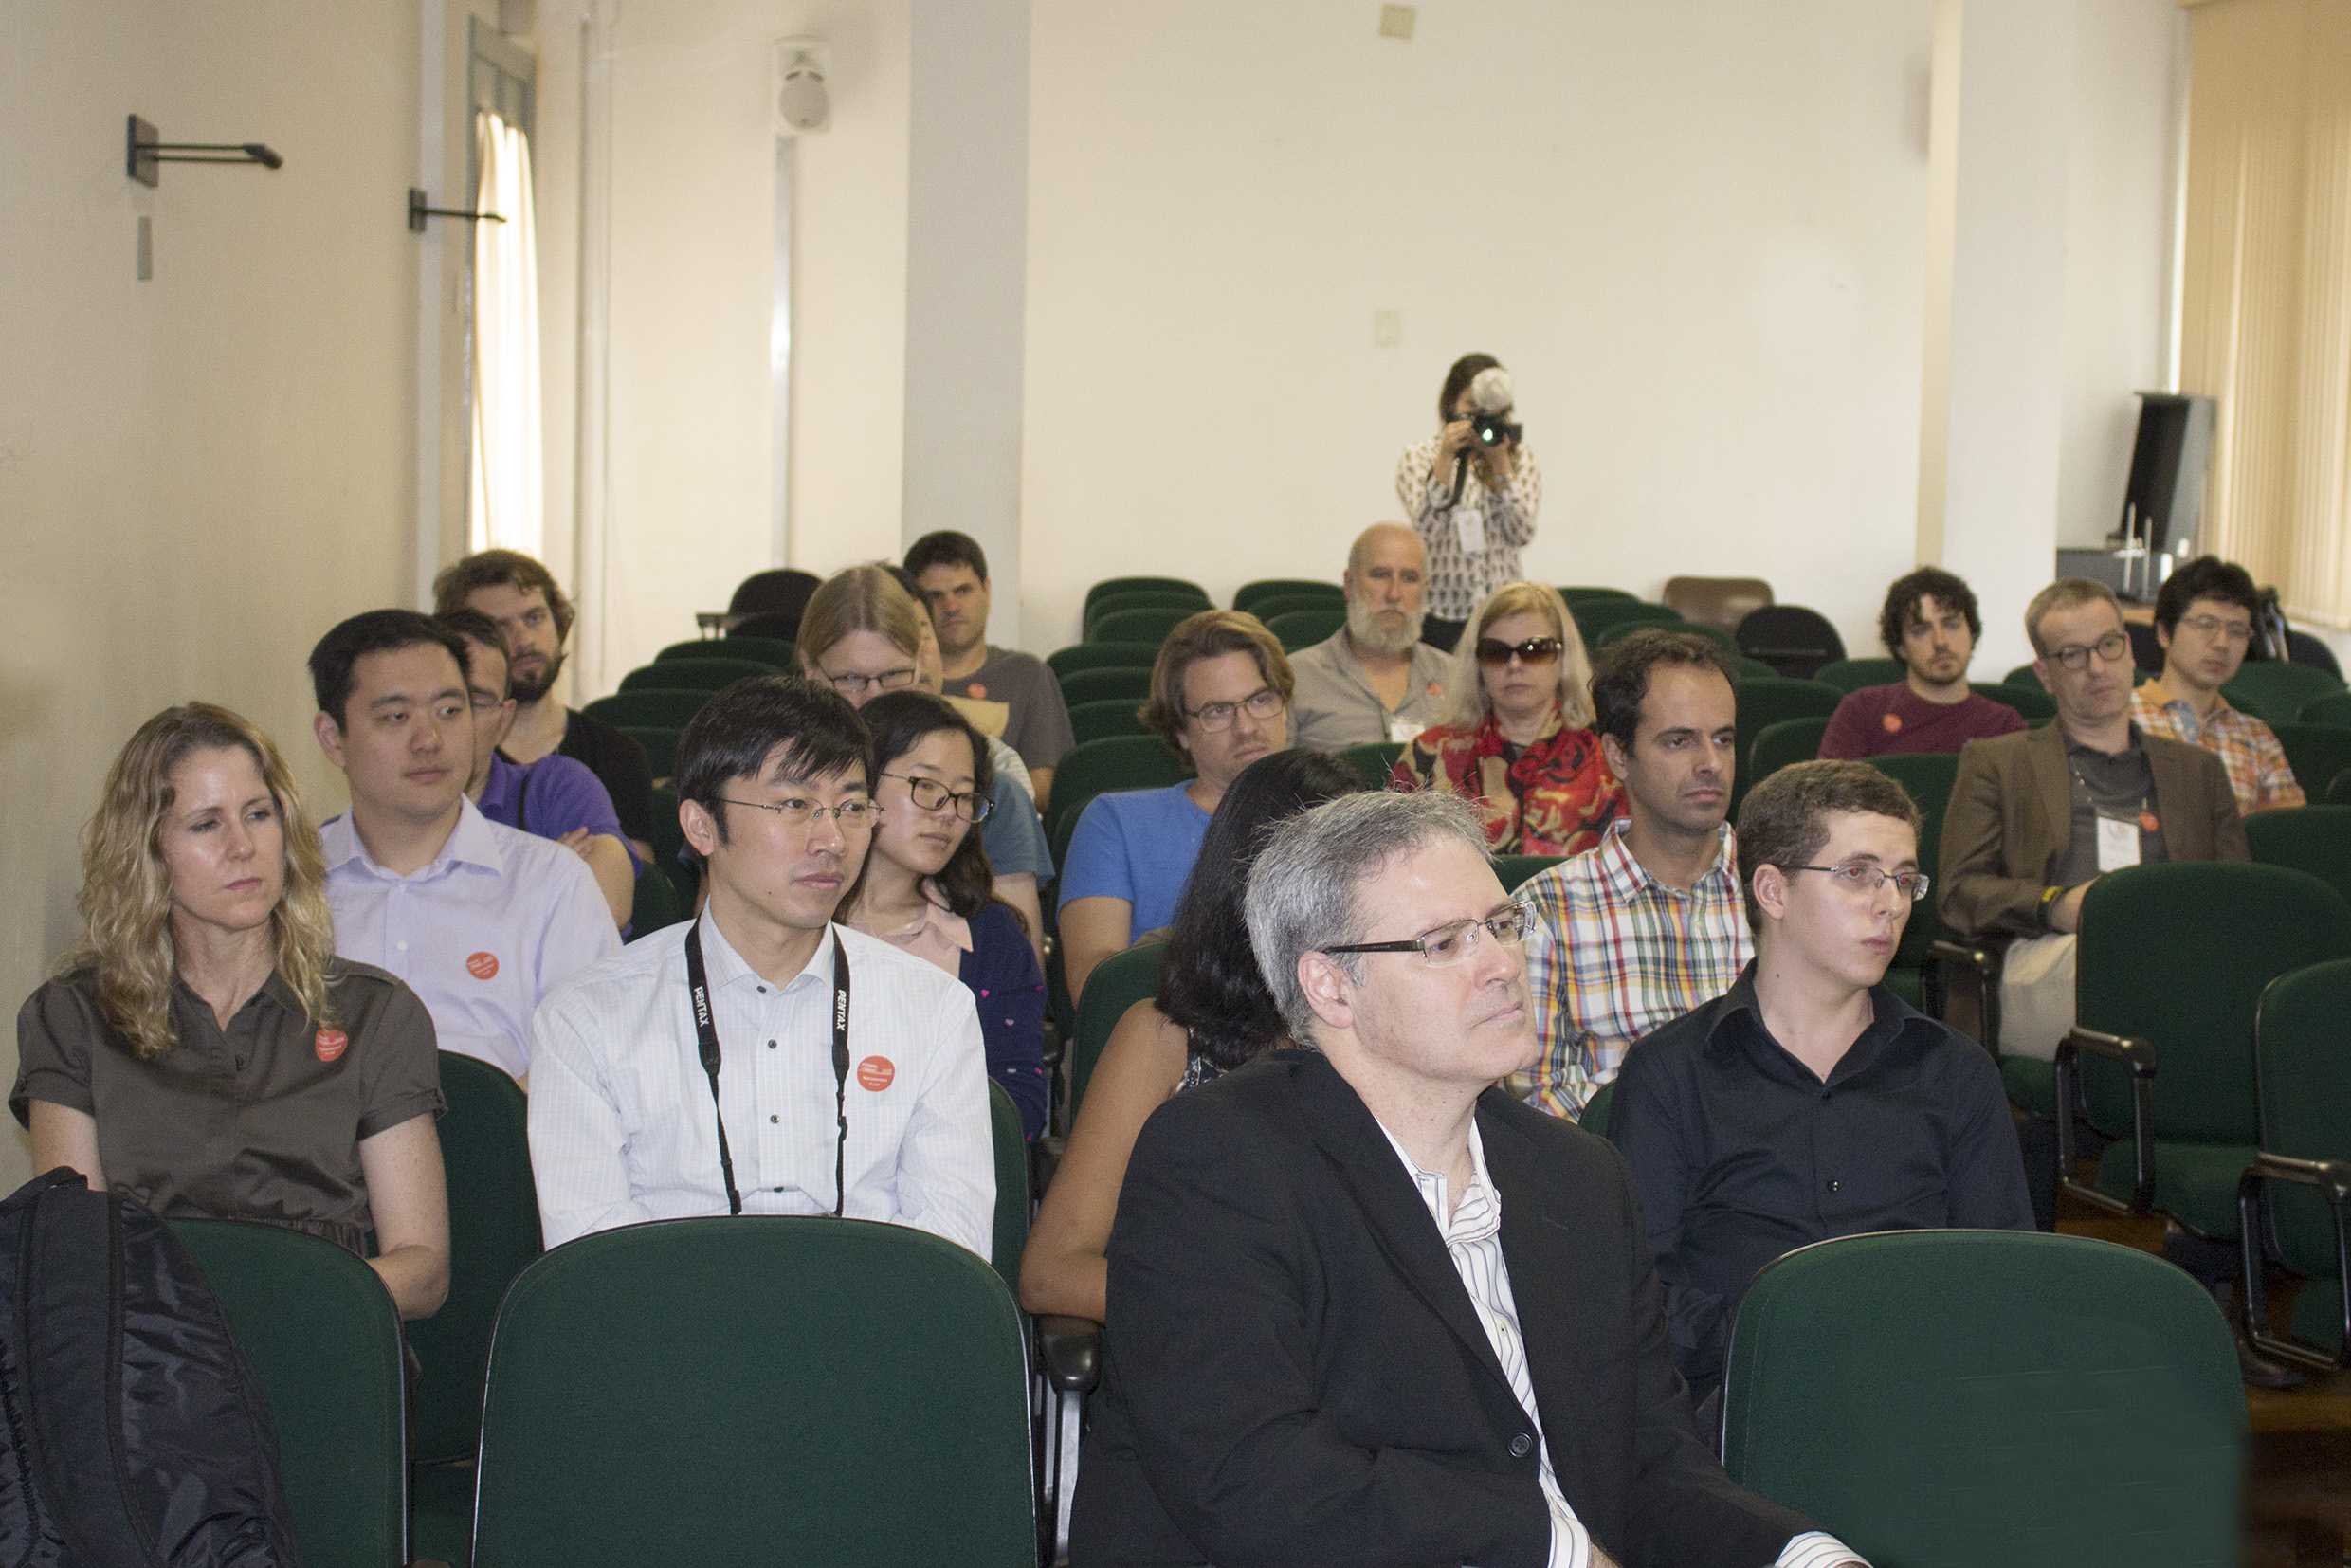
left=1608, top=760, right=2032, bottom=1420
left=432, top=550, right=655, bottom=865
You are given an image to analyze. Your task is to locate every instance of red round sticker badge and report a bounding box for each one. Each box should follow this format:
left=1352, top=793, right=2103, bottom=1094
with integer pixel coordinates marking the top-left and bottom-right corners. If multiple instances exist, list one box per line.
left=1426, top=682, right=1444, bottom=697
left=314, top=1030, right=348, bottom=1063
left=856, top=1056, right=896, bottom=1092
left=2138, top=811, right=2160, bottom=833
left=465, top=951, right=501, bottom=981
left=967, top=684, right=988, bottom=701
left=1881, top=712, right=1904, bottom=734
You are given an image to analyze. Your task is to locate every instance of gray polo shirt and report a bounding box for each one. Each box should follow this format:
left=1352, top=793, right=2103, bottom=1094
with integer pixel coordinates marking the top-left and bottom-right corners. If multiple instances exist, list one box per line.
left=1287, top=631, right=1454, bottom=752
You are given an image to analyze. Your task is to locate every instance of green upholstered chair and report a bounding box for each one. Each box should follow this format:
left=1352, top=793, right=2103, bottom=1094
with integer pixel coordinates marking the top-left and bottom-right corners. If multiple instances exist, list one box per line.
left=1732, top=655, right=1779, bottom=682
left=2222, top=661, right=2344, bottom=727
left=2247, top=804, right=2351, bottom=906
left=618, top=658, right=778, bottom=694
left=1083, top=589, right=1212, bottom=640
left=987, top=1081, right=1029, bottom=1303
left=1069, top=941, right=1166, bottom=1120
left=1492, top=854, right=1563, bottom=893
left=1730, top=679, right=1844, bottom=816
left=1267, top=607, right=1347, bottom=652
left=2332, top=769, right=2351, bottom=806
left=2003, top=662, right=2045, bottom=691
left=1812, top=657, right=1904, bottom=694
left=658, top=635, right=793, bottom=668
left=648, top=785, right=694, bottom=912
left=1337, top=740, right=1405, bottom=790
left=1233, top=578, right=1343, bottom=616
left=619, top=725, right=678, bottom=780
left=2300, top=689, right=2351, bottom=729
left=1088, top=605, right=1197, bottom=647
left=1058, top=665, right=1154, bottom=706
left=1558, top=586, right=1638, bottom=604
left=470, top=1217, right=1034, bottom=1568
left=2241, top=957, right=2351, bottom=1369
left=583, top=689, right=709, bottom=731
left=1746, top=717, right=1829, bottom=785
left=2270, top=723, right=2351, bottom=810
left=1067, top=697, right=1149, bottom=745
left=1861, top=752, right=1959, bottom=1013
left=1722, top=1230, right=2243, bottom=1568
left=1245, top=592, right=1347, bottom=624
left=1595, top=619, right=1740, bottom=658
left=1576, top=1080, right=1615, bottom=1138
left=1048, top=641, right=1165, bottom=680
left=1083, top=575, right=1207, bottom=613
left=1566, top=602, right=1683, bottom=643
left=2056, top=863, right=2351, bottom=1235
left=1041, top=738, right=1193, bottom=846
left=628, top=861, right=679, bottom=933
left=1977, top=681, right=2057, bottom=721
left=173, top=1219, right=408, bottom=1568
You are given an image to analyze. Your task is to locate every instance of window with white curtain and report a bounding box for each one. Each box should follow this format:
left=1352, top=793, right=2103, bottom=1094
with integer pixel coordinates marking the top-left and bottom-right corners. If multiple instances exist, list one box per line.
left=468, top=107, right=542, bottom=556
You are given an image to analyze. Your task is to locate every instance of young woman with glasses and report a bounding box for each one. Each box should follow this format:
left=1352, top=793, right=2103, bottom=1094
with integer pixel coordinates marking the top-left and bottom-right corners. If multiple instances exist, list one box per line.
left=836, top=691, right=1048, bottom=1140
left=1390, top=581, right=1623, bottom=856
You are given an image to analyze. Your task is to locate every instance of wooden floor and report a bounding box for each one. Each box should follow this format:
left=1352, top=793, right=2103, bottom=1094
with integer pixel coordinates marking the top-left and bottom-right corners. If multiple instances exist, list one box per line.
left=2056, top=1193, right=2351, bottom=1565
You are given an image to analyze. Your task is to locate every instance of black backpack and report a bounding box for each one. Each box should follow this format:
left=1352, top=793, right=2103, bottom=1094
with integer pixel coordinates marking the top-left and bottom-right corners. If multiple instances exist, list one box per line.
left=0, top=1170, right=304, bottom=1567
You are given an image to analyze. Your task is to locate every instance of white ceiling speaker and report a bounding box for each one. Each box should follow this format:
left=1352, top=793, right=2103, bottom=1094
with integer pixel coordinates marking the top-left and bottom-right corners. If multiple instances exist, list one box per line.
left=775, top=39, right=829, bottom=134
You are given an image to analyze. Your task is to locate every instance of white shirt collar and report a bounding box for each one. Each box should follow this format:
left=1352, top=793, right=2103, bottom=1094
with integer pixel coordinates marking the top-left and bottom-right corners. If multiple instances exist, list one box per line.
left=1376, top=1117, right=1502, bottom=1245
left=696, top=906, right=838, bottom=995
left=319, top=793, right=503, bottom=878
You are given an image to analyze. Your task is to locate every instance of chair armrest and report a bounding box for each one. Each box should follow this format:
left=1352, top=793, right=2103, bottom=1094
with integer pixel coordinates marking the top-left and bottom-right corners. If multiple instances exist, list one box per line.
left=2053, top=1028, right=2156, bottom=1214
left=2238, top=1153, right=2351, bottom=1372
left=1925, top=939, right=2004, bottom=1054
left=1036, top=1314, right=1102, bottom=1395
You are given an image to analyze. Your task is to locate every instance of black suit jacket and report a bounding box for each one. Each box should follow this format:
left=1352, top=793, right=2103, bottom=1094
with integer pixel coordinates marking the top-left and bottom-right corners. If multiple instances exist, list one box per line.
left=1069, top=1050, right=1816, bottom=1568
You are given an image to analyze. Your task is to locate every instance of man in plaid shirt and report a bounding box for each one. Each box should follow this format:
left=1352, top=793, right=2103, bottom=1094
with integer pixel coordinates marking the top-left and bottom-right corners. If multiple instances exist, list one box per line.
left=1517, top=630, right=1749, bottom=1118
left=2130, top=556, right=2304, bottom=815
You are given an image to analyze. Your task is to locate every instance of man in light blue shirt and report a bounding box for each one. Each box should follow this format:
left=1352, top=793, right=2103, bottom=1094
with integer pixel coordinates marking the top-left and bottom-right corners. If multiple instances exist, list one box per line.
left=310, top=611, right=617, bottom=1084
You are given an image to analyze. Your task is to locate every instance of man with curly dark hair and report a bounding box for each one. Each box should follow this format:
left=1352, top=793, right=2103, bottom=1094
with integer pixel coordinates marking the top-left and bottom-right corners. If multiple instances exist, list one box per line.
left=1819, top=567, right=2025, bottom=759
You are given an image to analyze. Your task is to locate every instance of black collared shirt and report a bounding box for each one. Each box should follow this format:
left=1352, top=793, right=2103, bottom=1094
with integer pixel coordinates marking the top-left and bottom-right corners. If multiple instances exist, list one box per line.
left=1607, top=965, right=2032, bottom=1394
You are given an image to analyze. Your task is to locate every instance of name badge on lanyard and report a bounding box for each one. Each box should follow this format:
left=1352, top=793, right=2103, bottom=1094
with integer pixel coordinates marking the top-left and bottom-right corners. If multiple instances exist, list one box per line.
left=1386, top=716, right=1427, bottom=745
left=2095, top=814, right=2141, bottom=873
left=1452, top=507, right=1485, bottom=556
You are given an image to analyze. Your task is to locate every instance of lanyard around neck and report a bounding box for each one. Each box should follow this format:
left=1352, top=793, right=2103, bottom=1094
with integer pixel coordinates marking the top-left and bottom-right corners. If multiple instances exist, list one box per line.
left=683, top=921, right=852, bottom=1218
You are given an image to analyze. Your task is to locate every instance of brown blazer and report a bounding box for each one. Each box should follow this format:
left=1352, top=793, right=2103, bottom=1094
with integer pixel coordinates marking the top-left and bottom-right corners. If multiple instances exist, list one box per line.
left=1938, top=721, right=2249, bottom=939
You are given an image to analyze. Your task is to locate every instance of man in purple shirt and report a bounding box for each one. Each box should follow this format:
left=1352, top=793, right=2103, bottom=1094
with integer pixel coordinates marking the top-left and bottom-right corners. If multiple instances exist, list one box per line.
left=1819, top=568, right=2026, bottom=759
left=442, top=609, right=637, bottom=931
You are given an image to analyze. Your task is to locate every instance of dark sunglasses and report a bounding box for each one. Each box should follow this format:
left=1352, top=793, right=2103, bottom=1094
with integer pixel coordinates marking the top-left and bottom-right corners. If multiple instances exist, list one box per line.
left=1474, top=636, right=1563, bottom=667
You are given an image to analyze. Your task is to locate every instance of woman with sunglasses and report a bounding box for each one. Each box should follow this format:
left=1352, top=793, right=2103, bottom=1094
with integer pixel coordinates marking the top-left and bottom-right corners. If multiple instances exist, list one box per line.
left=838, top=691, right=1048, bottom=1140
left=1390, top=581, right=1622, bottom=856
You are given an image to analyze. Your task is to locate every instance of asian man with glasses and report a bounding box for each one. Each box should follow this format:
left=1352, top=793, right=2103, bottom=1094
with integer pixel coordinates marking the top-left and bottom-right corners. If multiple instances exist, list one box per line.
left=2131, top=555, right=2305, bottom=814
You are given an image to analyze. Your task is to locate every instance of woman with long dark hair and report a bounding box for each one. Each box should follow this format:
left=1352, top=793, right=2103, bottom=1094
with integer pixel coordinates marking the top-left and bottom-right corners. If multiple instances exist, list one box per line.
left=838, top=690, right=1048, bottom=1140
left=1018, top=748, right=1362, bottom=1322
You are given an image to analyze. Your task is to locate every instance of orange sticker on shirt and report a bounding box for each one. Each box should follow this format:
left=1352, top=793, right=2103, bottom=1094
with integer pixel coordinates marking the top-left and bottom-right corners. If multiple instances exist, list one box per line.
left=855, top=1055, right=896, bottom=1092
left=1427, top=683, right=1444, bottom=696
left=967, top=683, right=988, bottom=701
left=2138, top=811, right=2160, bottom=833
left=314, top=1030, right=348, bottom=1063
left=465, top=951, right=501, bottom=981
left=1882, top=712, right=1904, bottom=733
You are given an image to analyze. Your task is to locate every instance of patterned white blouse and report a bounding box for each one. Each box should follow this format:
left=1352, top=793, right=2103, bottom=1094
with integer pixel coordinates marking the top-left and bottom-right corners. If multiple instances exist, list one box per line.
left=1395, top=434, right=1544, bottom=621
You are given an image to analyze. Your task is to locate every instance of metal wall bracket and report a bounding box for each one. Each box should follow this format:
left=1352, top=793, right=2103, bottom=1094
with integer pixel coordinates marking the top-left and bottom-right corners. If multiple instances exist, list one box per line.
left=408, top=187, right=507, bottom=233
left=126, top=116, right=282, bottom=188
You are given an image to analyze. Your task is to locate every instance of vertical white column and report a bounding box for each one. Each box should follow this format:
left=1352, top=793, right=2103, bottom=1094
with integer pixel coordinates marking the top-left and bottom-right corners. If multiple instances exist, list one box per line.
left=1917, top=0, right=2078, bottom=673
left=414, top=0, right=447, bottom=609
left=902, top=0, right=1030, bottom=644
left=572, top=0, right=616, bottom=696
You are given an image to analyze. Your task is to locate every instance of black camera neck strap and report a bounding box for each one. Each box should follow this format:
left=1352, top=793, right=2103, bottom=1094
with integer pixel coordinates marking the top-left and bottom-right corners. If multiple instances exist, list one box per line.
left=683, top=920, right=853, bottom=1219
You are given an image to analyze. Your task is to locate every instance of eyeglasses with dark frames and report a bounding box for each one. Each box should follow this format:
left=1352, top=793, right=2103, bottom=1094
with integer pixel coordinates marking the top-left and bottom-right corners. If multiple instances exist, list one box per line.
left=1320, top=901, right=1543, bottom=968
left=880, top=772, right=993, bottom=823
left=818, top=666, right=917, bottom=697
left=2045, top=631, right=2130, bottom=673
left=1185, top=686, right=1285, bottom=733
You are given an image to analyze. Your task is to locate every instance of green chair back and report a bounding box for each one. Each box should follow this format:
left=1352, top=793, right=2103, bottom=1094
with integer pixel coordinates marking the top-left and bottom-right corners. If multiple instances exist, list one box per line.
left=1812, top=657, right=1904, bottom=694
left=619, top=725, right=679, bottom=779
left=173, top=1219, right=408, bottom=1568
left=2254, top=958, right=2351, bottom=1291
left=1071, top=943, right=1167, bottom=1120
left=1084, top=575, right=1207, bottom=613
left=2332, top=768, right=2351, bottom=806
left=1088, top=606, right=1196, bottom=647
left=1747, top=717, right=1828, bottom=783
left=2246, top=804, right=2351, bottom=907
left=1267, top=607, right=1346, bottom=652
left=1083, top=589, right=1211, bottom=639
left=629, top=864, right=680, bottom=933
left=408, top=1052, right=541, bottom=1466
left=1558, top=586, right=1638, bottom=604
left=2223, top=661, right=2344, bottom=727
left=583, top=689, right=710, bottom=730
left=1576, top=1080, right=1615, bottom=1137
left=1593, top=619, right=1739, bottom=658
left=2300, top=689, right=2351, bottom=729
left=1048, top=642, right=1164, bottom=679
left=1234, top=578, right=1343, bottom=615
left=1730, top=679, right=1844, bottom=814
left=1043, top=738, right=1193, bottom=846
left=1732, top=655, right=1778, bottom=682
left=2076, top=865, right=2351, bottom=1224
left=987, top=1081, right=1029, bottom=1302
left=1057, top=665, right=1155, bottom=707
left=619, top=658, right=777, bottom=694
left=2003, top=662, right=2045, bottom=691
left=648, top=785, right=693, bottom=911
left=1566, top=602, right=1683, bottom=642
left=1860, top=751, right=1959, bottom=982
left=659, top=636, right=794, bottom=669
left=2271, top=723, right=2351, bottom=808
left=1067, top=697, right=1147, bottom=745
left=1977, top=681, right=2056, bottom=721
left=1245, top=592, right=1345, bottom=625
left=1337, top=740, right=1404, bottom=790
left=1722, top=1230, right=2242, bottom=1568
left=1492, top=854, right=1563, bottom=893
left=471, top=1217, right=1034, bottom=1568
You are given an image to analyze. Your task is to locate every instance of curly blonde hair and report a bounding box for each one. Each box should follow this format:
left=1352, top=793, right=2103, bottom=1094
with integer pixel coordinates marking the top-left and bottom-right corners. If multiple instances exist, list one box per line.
left=56, top=704, right=339, bottom=1060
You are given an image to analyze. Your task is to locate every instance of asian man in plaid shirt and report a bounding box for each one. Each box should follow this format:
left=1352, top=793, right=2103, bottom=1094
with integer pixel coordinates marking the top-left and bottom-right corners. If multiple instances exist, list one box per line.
left=1516, top=630, right=1750, bottom=1118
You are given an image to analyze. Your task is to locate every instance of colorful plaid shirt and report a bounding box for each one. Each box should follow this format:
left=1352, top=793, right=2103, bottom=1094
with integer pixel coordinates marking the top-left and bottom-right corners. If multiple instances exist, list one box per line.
left=2129, top=679, right=2305, bottom=815
left=1514, top=818, right=1751, bottom=1119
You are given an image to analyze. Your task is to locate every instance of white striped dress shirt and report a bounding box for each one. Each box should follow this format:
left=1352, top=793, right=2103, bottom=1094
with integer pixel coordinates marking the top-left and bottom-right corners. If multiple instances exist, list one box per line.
left=526, top=911, right=994, bottom=1256
left=1378, top=1120, right=1863, bottom=1568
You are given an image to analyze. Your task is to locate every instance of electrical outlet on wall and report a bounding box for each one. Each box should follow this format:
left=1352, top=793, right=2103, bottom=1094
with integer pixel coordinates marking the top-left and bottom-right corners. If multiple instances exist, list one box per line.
left=1374, top=309, right=1401, bottom=347
left=1378, top=6, right=1415, bottom=41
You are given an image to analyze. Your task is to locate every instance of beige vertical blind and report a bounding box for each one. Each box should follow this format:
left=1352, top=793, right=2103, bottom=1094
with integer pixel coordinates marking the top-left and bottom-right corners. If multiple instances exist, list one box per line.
left=2179, top=0, right=2351, bottom=628
left=469, top=109, right=543, bottom=557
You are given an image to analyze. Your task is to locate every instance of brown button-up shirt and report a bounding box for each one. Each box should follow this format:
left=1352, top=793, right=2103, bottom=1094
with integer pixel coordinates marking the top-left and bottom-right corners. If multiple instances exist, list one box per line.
left=12, top=963, right=443, bottom=1253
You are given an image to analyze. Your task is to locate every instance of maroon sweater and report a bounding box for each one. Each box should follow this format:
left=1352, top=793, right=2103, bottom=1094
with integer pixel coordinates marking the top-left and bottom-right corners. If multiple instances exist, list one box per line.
left=1818, top=682, right=2026, bottom=759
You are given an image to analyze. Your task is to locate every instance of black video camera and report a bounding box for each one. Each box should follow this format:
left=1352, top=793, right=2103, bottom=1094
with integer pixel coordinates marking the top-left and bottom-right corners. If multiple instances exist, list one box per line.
left=1469, top=410, right=1522, bottom=448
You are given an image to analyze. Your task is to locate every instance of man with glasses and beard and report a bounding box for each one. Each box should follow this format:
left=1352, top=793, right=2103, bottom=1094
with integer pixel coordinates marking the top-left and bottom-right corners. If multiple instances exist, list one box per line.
left=1288, top=523, right=1454, bottom=752
left=434, top=550, right=657, bottom=866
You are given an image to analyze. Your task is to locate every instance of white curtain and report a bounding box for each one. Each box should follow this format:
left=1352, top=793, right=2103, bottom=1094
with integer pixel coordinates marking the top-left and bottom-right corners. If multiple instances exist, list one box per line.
left=469, top=109, right=543, bottom=556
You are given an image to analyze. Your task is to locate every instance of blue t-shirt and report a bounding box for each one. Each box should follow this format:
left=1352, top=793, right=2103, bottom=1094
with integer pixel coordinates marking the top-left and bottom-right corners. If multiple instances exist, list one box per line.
left=1057, top=783, right=1213, bottom=938
left=981, top=775, right=1053, bottom=884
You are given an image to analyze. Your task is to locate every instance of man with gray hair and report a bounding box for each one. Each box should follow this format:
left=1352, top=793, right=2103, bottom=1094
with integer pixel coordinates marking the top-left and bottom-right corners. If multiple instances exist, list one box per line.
left=1285, top=522, right=1453, bottom=751
left=1070, top=790, right=1856, bottom=1568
